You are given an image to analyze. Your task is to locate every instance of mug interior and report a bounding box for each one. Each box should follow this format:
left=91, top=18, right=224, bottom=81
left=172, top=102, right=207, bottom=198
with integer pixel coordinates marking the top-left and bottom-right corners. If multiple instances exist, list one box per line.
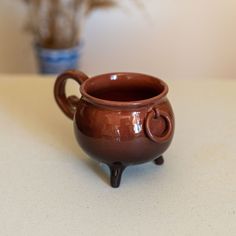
left=82, top=73, right=166, bottom=102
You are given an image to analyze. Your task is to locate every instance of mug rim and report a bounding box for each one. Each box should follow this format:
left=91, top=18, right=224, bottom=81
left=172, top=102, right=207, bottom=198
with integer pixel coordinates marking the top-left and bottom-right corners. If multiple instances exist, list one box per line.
left=80, top=72, right=169, bottom=107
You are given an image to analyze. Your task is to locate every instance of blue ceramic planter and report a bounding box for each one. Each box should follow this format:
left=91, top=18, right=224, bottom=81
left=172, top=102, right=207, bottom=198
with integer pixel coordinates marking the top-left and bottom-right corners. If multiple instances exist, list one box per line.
left=35, top=44, right=81, bottom=74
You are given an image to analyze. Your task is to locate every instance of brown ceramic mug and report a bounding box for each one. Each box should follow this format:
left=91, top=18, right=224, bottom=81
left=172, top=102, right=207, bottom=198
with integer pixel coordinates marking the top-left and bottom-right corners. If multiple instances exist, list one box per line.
left=54, top=70, right=175, bottom=188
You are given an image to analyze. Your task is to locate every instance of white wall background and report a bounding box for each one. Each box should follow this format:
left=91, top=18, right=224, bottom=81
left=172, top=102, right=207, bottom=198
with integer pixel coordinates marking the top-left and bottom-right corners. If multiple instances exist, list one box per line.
left=0, top=0, right=236, bottom=79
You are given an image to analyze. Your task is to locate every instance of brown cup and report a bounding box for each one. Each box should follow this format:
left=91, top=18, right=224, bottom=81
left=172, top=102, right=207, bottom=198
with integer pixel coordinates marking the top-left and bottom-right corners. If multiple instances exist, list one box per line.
left=54, top=70, right=175, bottom=188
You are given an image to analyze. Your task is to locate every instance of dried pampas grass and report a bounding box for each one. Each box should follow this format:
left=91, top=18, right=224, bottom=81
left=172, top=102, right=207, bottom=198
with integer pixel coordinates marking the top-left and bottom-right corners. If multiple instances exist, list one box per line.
left=24, top=0, right=139, bottom=49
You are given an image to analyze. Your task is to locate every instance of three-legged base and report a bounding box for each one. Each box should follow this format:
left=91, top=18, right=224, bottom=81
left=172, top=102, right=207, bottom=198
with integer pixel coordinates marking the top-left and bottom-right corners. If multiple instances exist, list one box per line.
left=107, top=156, right=164, bottom=188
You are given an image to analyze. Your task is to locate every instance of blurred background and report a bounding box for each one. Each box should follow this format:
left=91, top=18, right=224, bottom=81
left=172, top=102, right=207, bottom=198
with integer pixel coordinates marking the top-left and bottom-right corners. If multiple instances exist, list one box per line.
left=0, top=0, right=236, bottom=79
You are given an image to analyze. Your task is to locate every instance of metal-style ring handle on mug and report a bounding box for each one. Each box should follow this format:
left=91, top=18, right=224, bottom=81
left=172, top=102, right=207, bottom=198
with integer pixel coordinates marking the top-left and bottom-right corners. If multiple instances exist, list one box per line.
left=145, top=108, right=173, bottom=143
left=54, top=70, right=89, bottom=120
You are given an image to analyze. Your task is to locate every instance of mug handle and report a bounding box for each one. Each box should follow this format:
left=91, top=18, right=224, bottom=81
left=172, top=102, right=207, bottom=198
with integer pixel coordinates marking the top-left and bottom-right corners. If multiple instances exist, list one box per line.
left=54, top=70, right=89, bottom=120
left=145, top=108, right=173, bottom=143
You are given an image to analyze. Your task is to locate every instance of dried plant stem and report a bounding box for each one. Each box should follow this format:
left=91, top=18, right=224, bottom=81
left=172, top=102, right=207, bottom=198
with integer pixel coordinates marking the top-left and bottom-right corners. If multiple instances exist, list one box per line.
left=24, top=0, right=139, bottom=49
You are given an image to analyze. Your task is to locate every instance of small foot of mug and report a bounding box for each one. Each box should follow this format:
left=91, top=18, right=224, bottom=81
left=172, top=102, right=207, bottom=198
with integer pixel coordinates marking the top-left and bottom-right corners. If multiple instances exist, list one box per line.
left=154, top=156, right=164, bottom=165
left=109, top=163, right=126, bottom=188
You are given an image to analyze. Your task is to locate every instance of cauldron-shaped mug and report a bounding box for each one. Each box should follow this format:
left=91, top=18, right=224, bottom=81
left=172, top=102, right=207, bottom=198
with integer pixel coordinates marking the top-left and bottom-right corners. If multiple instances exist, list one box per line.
left=54, top=70, right=175, bottom=188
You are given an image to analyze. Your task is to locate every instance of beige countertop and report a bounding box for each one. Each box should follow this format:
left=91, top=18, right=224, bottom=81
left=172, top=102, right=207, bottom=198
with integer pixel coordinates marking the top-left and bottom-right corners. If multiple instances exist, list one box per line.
left=0, top=75, right=236, bottom=235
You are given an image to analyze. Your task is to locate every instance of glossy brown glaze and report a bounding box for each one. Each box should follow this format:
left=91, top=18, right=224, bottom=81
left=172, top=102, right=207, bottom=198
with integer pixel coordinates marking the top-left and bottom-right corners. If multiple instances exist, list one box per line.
left=54, top=70, right=175, bottom=188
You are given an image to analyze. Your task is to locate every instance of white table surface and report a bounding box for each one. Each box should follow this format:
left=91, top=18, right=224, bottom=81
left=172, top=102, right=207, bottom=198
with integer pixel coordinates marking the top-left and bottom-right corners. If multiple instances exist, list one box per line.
left=0, top=75, right=236, bottom=236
